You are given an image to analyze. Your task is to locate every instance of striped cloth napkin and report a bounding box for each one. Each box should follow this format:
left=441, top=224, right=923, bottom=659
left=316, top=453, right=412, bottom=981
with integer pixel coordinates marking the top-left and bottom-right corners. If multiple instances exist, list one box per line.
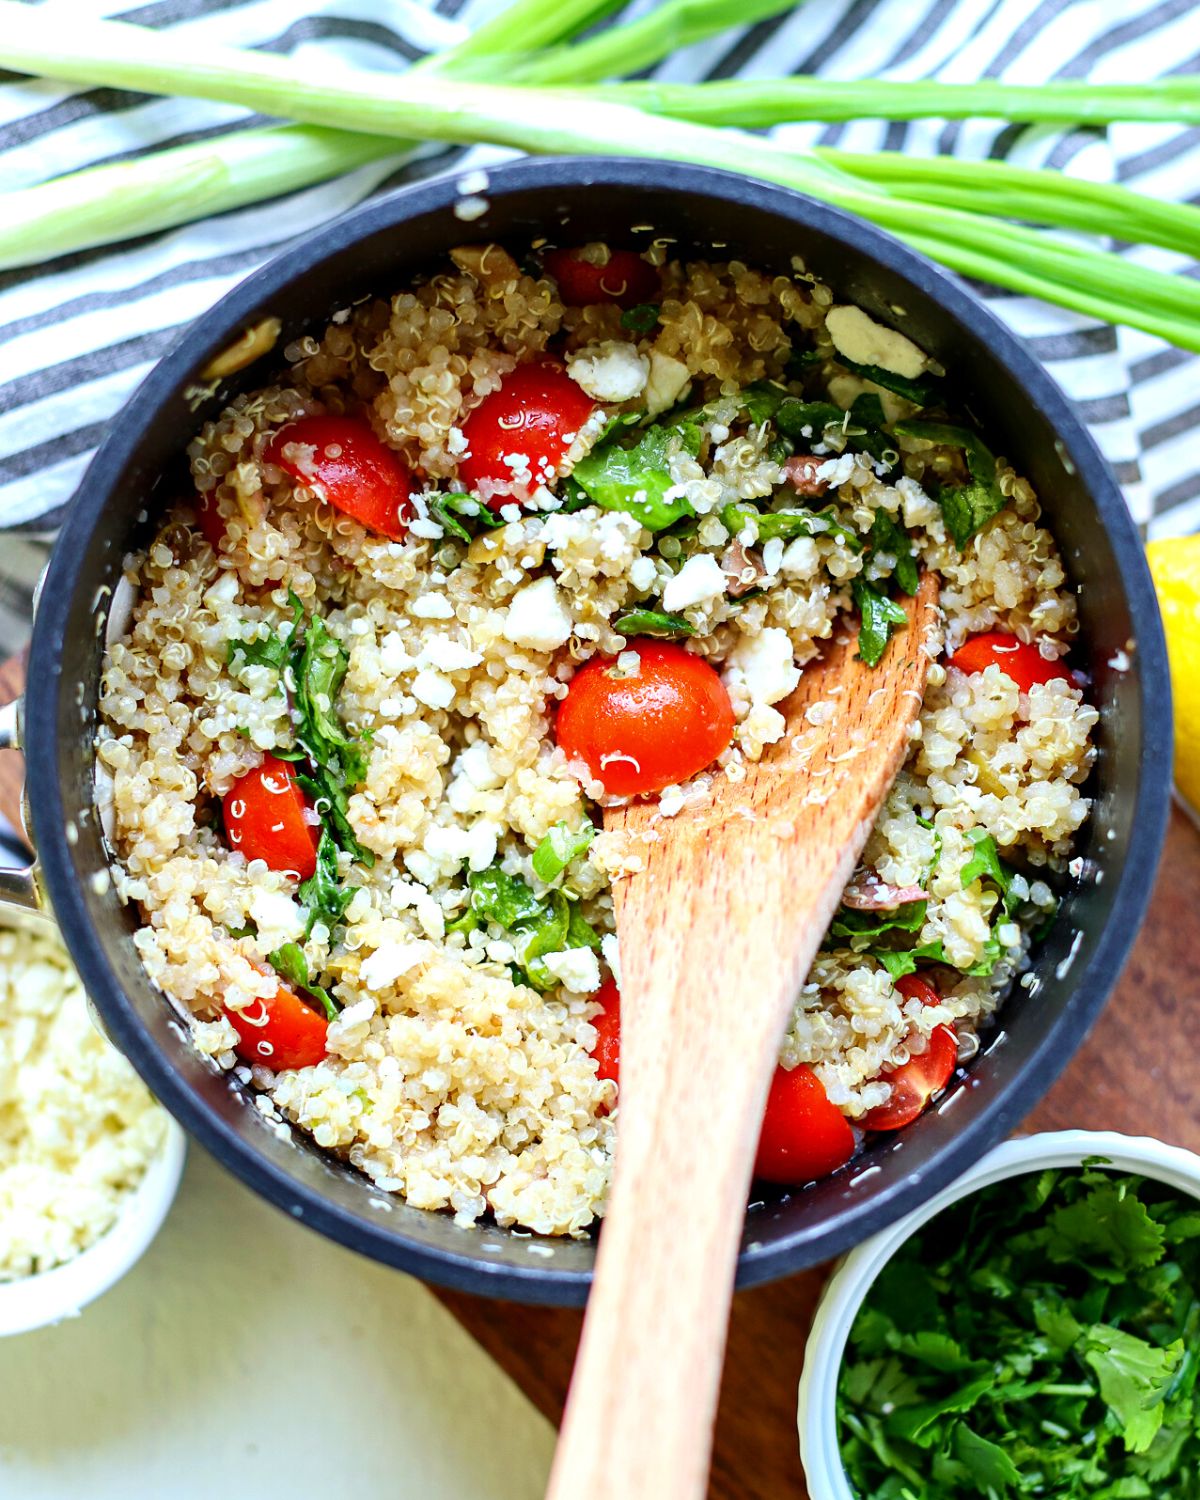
left=0, top=0, right=1196, bottom=651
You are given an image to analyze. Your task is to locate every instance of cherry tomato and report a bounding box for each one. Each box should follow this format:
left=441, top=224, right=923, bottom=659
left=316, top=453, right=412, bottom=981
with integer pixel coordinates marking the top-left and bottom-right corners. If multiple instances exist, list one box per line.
left=862, top=974, right=958, bottom=1132
left=223, top=753, right=319, bottom=880
left=226, top=982, right=328, bottom=1071
left=195, top=490, right=228, bottom=551
left=949, top=631, right=1072, bottom=694
left=557, top=641, right=735, bottom=797
left=266, top=414, right=413, bottom=541
left=543, top=247, right=659, bottom=310
left=589, top=976, right=620, bottom=1088
left=754, top=1064, right=856, bottom=1184
left=457, top=360, right=596, bottom=509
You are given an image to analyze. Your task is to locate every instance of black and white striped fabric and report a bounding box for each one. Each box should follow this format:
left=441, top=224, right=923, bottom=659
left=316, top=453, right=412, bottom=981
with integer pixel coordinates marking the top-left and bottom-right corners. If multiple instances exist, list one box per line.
left=1, top=0, right=1197, bottom=574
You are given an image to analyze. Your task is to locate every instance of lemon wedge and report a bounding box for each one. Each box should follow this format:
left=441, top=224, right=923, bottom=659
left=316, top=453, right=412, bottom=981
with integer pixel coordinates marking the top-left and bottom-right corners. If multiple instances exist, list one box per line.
left=1147, top=535, right=1200, bottom=815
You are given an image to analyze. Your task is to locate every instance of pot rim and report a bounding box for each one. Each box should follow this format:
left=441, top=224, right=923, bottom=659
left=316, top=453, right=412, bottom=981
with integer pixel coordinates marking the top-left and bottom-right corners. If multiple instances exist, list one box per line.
left=796, top=1129, right=1200, bottom=1498
left=23, top=156, right=1174, bottom=1302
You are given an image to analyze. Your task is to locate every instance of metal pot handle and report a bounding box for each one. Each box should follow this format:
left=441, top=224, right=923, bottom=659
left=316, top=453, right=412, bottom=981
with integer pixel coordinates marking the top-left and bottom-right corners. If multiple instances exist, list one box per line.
left=0, top=695, right=44, bottom=916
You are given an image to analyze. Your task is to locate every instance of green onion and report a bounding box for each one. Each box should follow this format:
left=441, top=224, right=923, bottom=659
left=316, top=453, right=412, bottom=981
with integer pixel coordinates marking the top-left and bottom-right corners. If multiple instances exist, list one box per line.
left=606, top=74, right=1200, bottom=129
left=1, top=2, right=1198, bottom=349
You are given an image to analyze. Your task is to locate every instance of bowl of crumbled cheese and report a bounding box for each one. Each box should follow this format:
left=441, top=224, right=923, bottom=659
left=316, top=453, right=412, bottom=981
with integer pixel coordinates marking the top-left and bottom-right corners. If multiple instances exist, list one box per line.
left=0, top=913, right=185, bottom=1336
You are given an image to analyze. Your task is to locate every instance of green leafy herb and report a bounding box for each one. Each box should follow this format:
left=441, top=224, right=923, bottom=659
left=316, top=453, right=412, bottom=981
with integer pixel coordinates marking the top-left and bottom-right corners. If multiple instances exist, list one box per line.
left=869, top=508, right=920, bottom=595
left=227, top=592, right=304, bottom=674
left=620, top=302, right=660, bottom=333
left=431, top=490, right=503, bottom=542
left=838, top=357, right=941, bottom=407
left=838, top=1169, right=1200, bottom=1498
left=297, top=829, right=353, bottom=937
left=612, top=607, right=696, bottom=639
left=720, top=501, right=863, bottom=551
left=531, top=819, right=595, bottom=883
left=828, top=900, right=927, bottom=942
left=570, top=411, right=702, bottom=531
left=894, top=420, right=1007, bottom=550
left=268, top=941, right=339, bottom=1022
left=960, top=829, right=1019, bottom=915
left=853, top=575, right=908, bottom=666
left=293, top=613, right=368, bottom=787
left=464, top=864, right=601, bottom=992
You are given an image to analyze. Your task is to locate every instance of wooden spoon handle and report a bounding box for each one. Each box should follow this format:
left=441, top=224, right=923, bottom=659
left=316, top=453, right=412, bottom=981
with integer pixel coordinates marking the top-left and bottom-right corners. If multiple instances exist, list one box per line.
left=546, top=850, right=858, bottom=1500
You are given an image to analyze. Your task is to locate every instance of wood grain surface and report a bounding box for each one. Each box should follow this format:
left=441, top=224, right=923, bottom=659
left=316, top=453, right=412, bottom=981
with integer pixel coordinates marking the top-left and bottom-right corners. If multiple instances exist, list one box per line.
left=0, top=659, right=1193, bottom=1499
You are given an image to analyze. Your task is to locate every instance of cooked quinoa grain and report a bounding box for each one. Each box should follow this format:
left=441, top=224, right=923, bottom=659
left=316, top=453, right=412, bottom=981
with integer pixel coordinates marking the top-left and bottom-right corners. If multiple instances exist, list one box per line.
left=98, top=246, right=1096, bottom=1236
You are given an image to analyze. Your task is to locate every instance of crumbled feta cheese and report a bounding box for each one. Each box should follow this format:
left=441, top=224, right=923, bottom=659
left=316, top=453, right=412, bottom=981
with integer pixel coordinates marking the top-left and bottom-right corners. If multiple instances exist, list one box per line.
left=418, top=637, right=482, bottom=672
left=411, top=594, right=455, bottom=620
left=542, top=947, right=602, bottom=994
left=504, top=576, right=573, bottom=651
left=662, top=553, right=726, bottom=612
left=601, top=933, right=622, bottom=987
left=360, top=941, right=426, bottom=990
left=825, top=305, right=928, bottom=379
left=567, top=340, right=650, bottom=404
left=411, top=669, right=455, bottom=709
left=780, top=536, right=819, bottom=579
left=724, top=627, right=801, bottom=706
left=379, top=631, right=413, bottom=675
left=249, top=889, right=306, bottom=949
left=628, top=555, right=657, bottom=591
left=644, top=351, right=690, bottom=416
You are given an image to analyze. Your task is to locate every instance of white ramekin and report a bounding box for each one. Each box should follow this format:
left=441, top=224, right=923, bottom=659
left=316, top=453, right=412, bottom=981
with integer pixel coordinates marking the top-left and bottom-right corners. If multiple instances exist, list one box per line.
left=798, top=1130, right=1200, bottom=1499
left=0, top=1118, right=186, bottom=1338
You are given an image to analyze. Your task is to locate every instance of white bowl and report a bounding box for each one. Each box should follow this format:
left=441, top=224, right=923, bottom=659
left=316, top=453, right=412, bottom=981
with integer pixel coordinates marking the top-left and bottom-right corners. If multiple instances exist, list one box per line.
left=798, top=1130, right=1200, bottom=1499
left=0, top=1118, right=186, bottom=1337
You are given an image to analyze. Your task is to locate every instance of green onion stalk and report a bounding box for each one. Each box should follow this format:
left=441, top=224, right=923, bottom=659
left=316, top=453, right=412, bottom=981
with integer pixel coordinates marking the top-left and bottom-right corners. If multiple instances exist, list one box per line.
left=607, top=74, right=1200, bottom=128
left=0, top=0, right=797, bottom=270
left=0, top=2, right=1198, bottom=350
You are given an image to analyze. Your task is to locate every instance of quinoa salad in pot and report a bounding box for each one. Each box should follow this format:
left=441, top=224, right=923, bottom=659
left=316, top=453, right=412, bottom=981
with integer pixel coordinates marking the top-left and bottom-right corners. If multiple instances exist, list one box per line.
left=97, top=239, right=1098, bottom=1238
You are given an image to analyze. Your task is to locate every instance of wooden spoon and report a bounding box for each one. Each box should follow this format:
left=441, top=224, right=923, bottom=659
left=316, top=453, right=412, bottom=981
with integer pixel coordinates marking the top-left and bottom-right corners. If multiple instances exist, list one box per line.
left=546, top=573, right=940, bottom=1500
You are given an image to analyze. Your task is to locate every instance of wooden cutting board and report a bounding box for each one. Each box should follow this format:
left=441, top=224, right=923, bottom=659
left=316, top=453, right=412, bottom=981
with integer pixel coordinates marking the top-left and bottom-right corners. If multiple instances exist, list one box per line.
left=0, top=653, right=1195, bottom=1499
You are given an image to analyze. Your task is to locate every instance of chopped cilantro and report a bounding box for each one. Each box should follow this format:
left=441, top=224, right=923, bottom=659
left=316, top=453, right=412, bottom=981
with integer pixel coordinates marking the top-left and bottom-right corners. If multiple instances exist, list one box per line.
left=893, top=420, right=1007, bottom=550
left=569, top=411, right=702, bottom=531
left=464, top=864, right=601, bottom=992
left=430, top=491, right=502, bottom=542
left=612, top=607, right=696, bottom=640
left=268, top=941, right=339, bottom=1022
left=531, top=820, right=595, bottom=883
left=838, top=1169, right=1200, bottom=1498
left=853, top=575, right=908, bottom=667
left=869, top=508, right=920, bottom=596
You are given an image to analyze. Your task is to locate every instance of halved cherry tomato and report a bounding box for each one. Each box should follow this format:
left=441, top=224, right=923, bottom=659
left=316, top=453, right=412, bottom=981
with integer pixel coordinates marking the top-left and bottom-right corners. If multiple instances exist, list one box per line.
left=226, top=982, right=328, bottom=1070
left=266, top=414, right=413, bottom=541
left=589, top=975, right=620, bottom=1088
left=543, top=247, right=659, bottom=310
left=223, top=753, right=319, bottom=880
left=195, top=490, right=228, bottom=552
left=457, top=360, right=596, bottom=509
left=754, top=1064, right=856, bottom=1184
left=949, top=631, right=1072, bottom=694
left=861, top=974, right=958, bottom=1132
left=557, top=641, right=735, bottom=796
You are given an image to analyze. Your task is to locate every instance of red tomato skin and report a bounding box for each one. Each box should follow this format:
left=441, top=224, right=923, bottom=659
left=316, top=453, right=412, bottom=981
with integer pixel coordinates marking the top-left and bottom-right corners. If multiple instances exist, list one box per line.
left=457, top=361, right=596, bottom=509
left=223, top=754, right=319, bottom=880
left=949, top=631, right=1072, bottom=694
left=266, top=414, right=413, bottom=541
left=862, top=975, right=958, bottom=1132
left=195, top=490, right=228, bottom=551
left=754, top=1065, right=856, bottom=1184
left=543, top=247, right=659, bottom=310
left=589, top=976, right=621, bottom=1088
left=557, top=642, right=735, bottom=797
left=226, top=983, right=328, bottom=1071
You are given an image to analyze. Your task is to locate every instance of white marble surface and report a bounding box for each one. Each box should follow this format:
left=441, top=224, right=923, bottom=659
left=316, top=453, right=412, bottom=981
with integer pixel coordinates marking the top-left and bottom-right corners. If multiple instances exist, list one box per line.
left=0, top=1148, right=556, bottom=1499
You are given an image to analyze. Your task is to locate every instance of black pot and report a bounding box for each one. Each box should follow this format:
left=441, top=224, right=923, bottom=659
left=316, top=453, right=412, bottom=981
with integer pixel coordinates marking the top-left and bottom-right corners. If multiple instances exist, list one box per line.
left=18, top=158, right=1172, bottom=1304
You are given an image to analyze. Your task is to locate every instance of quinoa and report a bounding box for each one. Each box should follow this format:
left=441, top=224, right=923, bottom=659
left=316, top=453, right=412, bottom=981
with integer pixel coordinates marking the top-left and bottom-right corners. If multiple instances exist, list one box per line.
left=97, top=245, right=1097, bottom=1237
left=0, top=924, right=168, bottom=1279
